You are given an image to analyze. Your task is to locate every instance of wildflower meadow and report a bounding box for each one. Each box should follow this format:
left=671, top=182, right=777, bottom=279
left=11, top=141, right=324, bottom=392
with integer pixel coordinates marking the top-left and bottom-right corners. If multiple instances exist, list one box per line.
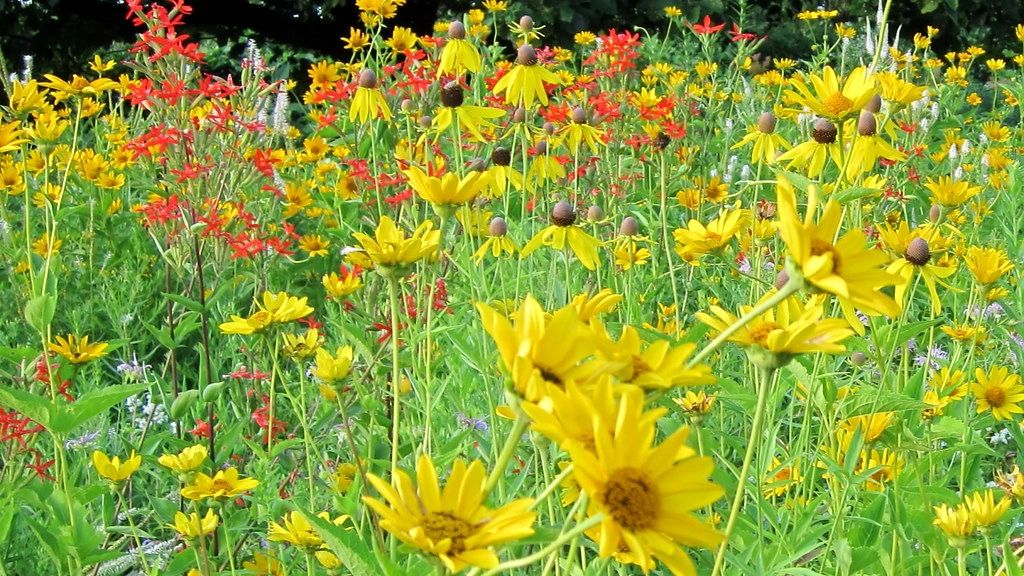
left=2, top=0, right=1024, bottom=574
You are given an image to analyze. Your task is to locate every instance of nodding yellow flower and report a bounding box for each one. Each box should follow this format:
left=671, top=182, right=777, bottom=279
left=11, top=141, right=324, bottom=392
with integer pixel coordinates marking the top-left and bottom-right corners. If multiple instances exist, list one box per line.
left=596, top=324, right=716, bottom=390
left=613, top=237, right=651, bottom=270
left=49, top=334, right=110, bottom=364
left=568, top=387, right=724, bottom=574
left=784, top=66, right=876, bottom=121
left=964, top=490, right=1010, bottom=530
left=437, top=22, right=482, bottom=77
left=731, top=112, right=790, bottom=164
left=520, top=378, right=626, bottom=454
left=92, top=451, right=142, bottom=483
left=269, top=511, right=348, bottom=551
left=492, top=44, right=562, bottom=109
left=838, top=412, right=895, bottom=444
left=0, top=121, right=28, bottom=153
left=972, top=366, right=1024, bottom=421
left=569, top=289, right=622, bottom=323
left=363, top=454, right=537, bottom=572
left=472, top=217, right=518, bottom=262
left=158, top=445, right=208, bottom=474
left=314, top=346, right=354, bottom=384
left=881, top=228, right=957, bottom=316
left=964, top=246, right=1014, bottom=286
left=858, top=448, right=902, bottom=492
left=431, top=82, right=506, bottom=143
left=520, top=201, right=603, bottom=270
left=169, top=509, right=219, bottom=539
left=349, top=69, right=392, bottom=124
left=404, top=165, right=486, bottom=213
left=352, top=216, right=440, bottom=275
left=934, top=503, right=974, bottom=546
left=356, top=0, right=400, bottom=19
left=181, top=467, right=259, bottom=501
left=776, top=178, right=902, bottom=328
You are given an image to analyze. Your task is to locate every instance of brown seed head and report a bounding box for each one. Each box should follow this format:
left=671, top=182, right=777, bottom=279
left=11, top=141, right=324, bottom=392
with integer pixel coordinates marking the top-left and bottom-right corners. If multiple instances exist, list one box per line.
left=812, top=118, right=837, bottom=144
left=491, top=147, right=511, bottom=166
left=857, top=110, right=877, bottom=136
left=513, top=107, right=526, bottom=123
left=440, top=81, right=464, bottom=107
left=358, top=69, right=377, bottom=89
left=519, top=15, right=534, bottom=31
left=864, top=94, right=882, bottom=113
left=586, top=205, right=603, bottom=221
left=929, top=204, right=941, bottom=223
left=757, top=111, right=777, bottom=134
left=572, top=106, right=588, bottom=124
left=489, top=216, right=508, bottom=236
left=851, top=351, right=867, bottom=366
left=551, top=200, right=576, bottom=226
left=517, top=44, right=538, bottom=66
left=619, top=216, right=639, bottom=236
left=774, top=269, right=790, bottom=290
left=448, top=21, right=466, bottom=39
left=543, top=121, right=556, bottom=135
left=535, top=140, right=548, bottom=154
left=904, top=237, right=931, bottom=266
left=418, top=115, right=433, bottom=129
left=400, top=99, right=415, bottom=113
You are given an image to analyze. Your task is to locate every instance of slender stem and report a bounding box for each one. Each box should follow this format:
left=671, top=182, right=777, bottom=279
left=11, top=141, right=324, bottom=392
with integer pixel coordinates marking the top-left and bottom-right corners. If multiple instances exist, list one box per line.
left=116, top=490, right=151, bottom=575
left=480, top=514, right=604, bottom=575
left=957, top=546, right=967, bottom=576
left=710, top=367, right=776, bottom=576
left=388, top=280, right=403, bottom=477
left=483, top=414, right=529, bottom=498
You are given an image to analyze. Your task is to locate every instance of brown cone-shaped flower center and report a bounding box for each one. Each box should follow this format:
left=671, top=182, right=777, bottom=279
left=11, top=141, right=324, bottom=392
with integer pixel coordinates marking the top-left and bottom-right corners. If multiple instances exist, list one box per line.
left=489, top=216, right=508, bottom=236
left=517, top=44, right=538, bottom=66
left=654, top=133, right=671, bottom=150
left=822, top=93, right=853, bottom=117
left=904, top=237, right=931, bottom=266
left=864, top=94, right=882, bottom=113
left=572, top=106, right=588, bottom=124
left=491, top=147, right=511, bottom=166
left=758, top=111, right=777, bottom=133
left=440, top=81, right=464, bottom=107
left=601, top=467, right=658, bottom=532
left=619, top=216, right=639, bottom=236
left=551, top=201, right=576, bottom=226
left=421, top=512, right=474, bottom=554
left=985, top=386, right=1007, bottom=408
left=358, top=69, right=378, bottom=89
left=812, top=118, right=837, bottom=144
left=448, top=21, right=466, bottom=40
left=857, top=110, right=877, bottom=136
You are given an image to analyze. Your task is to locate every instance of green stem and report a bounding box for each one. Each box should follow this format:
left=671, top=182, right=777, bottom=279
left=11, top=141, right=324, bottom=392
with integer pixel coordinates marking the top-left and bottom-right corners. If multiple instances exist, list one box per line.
left=480, top=514, right=604, bottom=575
left=388, top=279, right=403, bottom=477
left=483, top=414, right=529, bottom=498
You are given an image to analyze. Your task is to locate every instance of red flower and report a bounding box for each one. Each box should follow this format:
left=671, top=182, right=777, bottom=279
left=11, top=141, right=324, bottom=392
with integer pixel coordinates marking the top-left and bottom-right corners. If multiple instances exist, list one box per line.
left=692, top=15, right=725, bottom=35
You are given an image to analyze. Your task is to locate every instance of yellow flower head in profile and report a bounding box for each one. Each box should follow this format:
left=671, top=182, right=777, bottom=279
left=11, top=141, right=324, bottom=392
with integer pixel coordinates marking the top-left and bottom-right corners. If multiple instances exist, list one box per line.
left=93, top=451, right=142, bottom=483
left=476, top=294, right=600, bottom=403
left=674, top=389, right=716, bottom=416
left=322, top=268, right=363, bottom=299
left=964, top=246, right=1014, bottom=286
left=568, top=289, right=622, bottom=323
left=776, top=178, right=901, bottom=326
left=352, top=216, right=440, bottom=276
left=596, top=324, right=716, bottom=390
left=242, top=553, right=284, bottom=576
left=492, top=44, right=562, bottom=109
left=432, top=81, right=506, bottom=143
left=314, top=346, right=354, bottom=384
left=268, top=511, right=348, bottom=551
left=350, top=69, right=392, bottom=124
left=363, top=454, right=536, bottom=572
left=784, top=66, right=876, bottom=121
left=520, top=201, right=603, bottom=270
left=49, top=334, right=110, bottom=364
left=924, top=176, right=981, bottom=207
left=731, top=111, right=790, bottom=163
left=472, top=216, right=519, bottom=262
left=181, top=467, right=259, bottom=501
left=934, top=502, right=973, bottom=546
left=282, top=328, right=321, bottom=360
left=964, top=490, right=1010, bottom=530
left=404, top=165, right=486, bottom=215
left=169, top=509, right=219, bottom=539
left=437, top=21, right=482, bottom=77
left=260, top=291, right=315, bottom=323
left=972, top=365, right=1024, bottom=421
left=569, top=387, right=724, bottom=574
left=672, top=208, right=750, bottom=260
left=520, top=378, right=631, bottom=454
left=158, top=444, right=208, bottom=474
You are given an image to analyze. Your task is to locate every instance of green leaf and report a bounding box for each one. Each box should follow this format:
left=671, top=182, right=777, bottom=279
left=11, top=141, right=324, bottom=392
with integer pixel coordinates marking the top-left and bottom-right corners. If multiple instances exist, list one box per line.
left=0, top=383, right=52, bottom=427
left=162, top=292, right=206, bottom=314
left=50, top=384, right=145, bottom=435
left=0, top=346, right=40, bottom=363
left=24, top=293, right=56, bottom=335
left=833, top=186, right=878, bottom=203
left=143, top=322, right=177, bottom=351
left=295, top=507, right=386, bottom=576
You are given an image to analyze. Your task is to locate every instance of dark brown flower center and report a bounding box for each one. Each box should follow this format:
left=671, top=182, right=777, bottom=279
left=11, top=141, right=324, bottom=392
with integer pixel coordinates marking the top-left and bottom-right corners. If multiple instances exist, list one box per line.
left=601, top=468, right=658, bottom=532
left=986, top=386, right=1007, bottom=408
left=421, top=512, right=474, bottom=554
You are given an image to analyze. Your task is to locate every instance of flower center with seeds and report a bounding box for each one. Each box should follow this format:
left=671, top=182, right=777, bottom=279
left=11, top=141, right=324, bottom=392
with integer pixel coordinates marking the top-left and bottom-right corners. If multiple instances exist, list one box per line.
left=748, top=321, right=781, bottom=346
left=985, top=386, right=1007, bottom=408
left=822, top=92, right=853, bottom=117
left=421, top=512, right=475, bottom=554
left=601, top=467, right=658, bottom=532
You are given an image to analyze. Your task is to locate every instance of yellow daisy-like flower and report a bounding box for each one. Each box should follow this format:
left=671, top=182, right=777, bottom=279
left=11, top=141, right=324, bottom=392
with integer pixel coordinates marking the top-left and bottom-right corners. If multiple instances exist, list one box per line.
left=776, top=178, right=901, bottom=325
left=0, top=121, right=28, bottom=153
left=520, top=201, right=602, bottom=270
left=298, top=234, right=331, bottom=257
left=260, top=291, right=315, bottom=323
left=93, top=451, right=142, bottom=483
left=363, top=454, right=536, bottom=572
left=520, top=377, right=629, bottom=453
left=181, top=467, right=259, bottom=501
left=308, top=60, right=341, bottom=91
left=219, top=310, right=274, bottom=335
left=963, top=246, right=1014, bottom=286
left=268, top=511, right=347, bottom=551
left=673, top=390, right=716, bottom=416
left=492, top=44, right=562, bottom=109
left=924, top=176, right=981, bottom=207
left=350, top=69, right=392, bottom=124
left=672, top=208, right=749, bottom=260
left=322, top=269, right=363, bottom=299
left=934, top=502, right=974, bottom=545
left=342, top=27, right=371, bottom=51
left=763, top=457, right=802, bottom=498
left=784, top=66, right=876, bottom=121
left=476, top=294, right=600, bottom=403
left=941, top=322, right=987, bottom=344
left=282, top=328, right=321, bottom=360
left=569, top=387, right=724, bottom=575
left=404, top=166, right=487, bottom=214
left=597, top=325, right=716, bottom=390
left=964, top=490, right=1010, bottom=530
left=695, top=292, right=853, bottom=366
left=158, top=444, right=208, bottom=474
left=331, top=463, right=359, bottom=494
left=314, top=346, right=354, bottom=384
left=568, top=289, right=623, bottom=323
left=242, top=553, right=284, bottom=576
left=857, top=448, right=902, bottom=492
left=169, top=509, right=219, bottom=539
left=352, top=216, right=440, bottom=276
left=972, top=366, right=1024, bottom=421
left=49, top=334, right=110, bottom=364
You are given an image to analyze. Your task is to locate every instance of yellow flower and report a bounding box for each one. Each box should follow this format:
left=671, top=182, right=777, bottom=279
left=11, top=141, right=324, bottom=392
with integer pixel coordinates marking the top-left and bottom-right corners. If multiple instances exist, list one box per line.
left=972, top=366, right=1024, bottom=421
left=520, top=201, right=603, bottom=270
left=260, top=291, right=315, bottom=323
left=730, top=116, right=790, bottom=164
left=432, top=85, right=505, bottom=142
left=31, top=233, right=62, bottom=257
left=964, top=246, right=1014, bottom=285
left=242, top=553, right=284, bottom=576
left=924, top=176, right=981, bottom=207
left=282, top=328, right=321, bottom=360
left=597, top=324, right=716, bottom=390
left=995, top=466, right=1024, bottom=503
left=363, top=454, right=536, bottom=572
left=476, top=294, right=599, bottom=402
left=941, top=323, right=987, bottom=344
left=268, top=511, right=347, bottom=551
left=342, top=27, right=371, bottom=51
left=181, top=467, right=259, bottom=501
left=776, top=178, right=901, bottom=325
left=322, top=269, right=363, bottom=299
left=92, top=451, right=142, bottom=483
left=331, top=462, right=358, bottom=494
left=569, top=388, right=724, bottom=574
left=674, top=390, right=716, bottom=416
left=308, top=60, right=341, bottom=90
left=482, top=0, right=507, bottom=11
left=169, top=509, right=219, bottom=539
left=356, top=0, right=400, bottom=18
left=437, top=29, right=482, bottom=77
left=314, top=346, right=354, bottom=384
left=49, top=334, right=110, bottom=364
left=664, top=5, right=682, bottom=17
left=763, top=457, right=802, bottom=498
left=883, top=231, right=957, bottom=315
left=404, top=166, right=486, bottom=212
left=613, top=237, right=651, bottom=270
left=568, top=289, right=622, bottom=323
left=784, top=66, right=876, bottom=121
left=219, top=311, right=274, bottom=335
left=672, top=208, right=749, bottom=260
left=775, top=119, right=841, bottom=178
left=158, top=444, right=208, bottom=474
left=857, top=448, right=902, bottom=492
left=352, top=216, right=440, bottom=274
left=839, top=412, right=895, bottom=444
left=964, top=490, right=1010, bottom=529
left=298, top=234, right=331, bottom=257
left=520, top=378, right=628, bottom=453
left=386, top=26, right=418, bottom=53
left=934, top=503, right=973, bottom=545
left=0, top=121, right=28, bottom=153
left=492, top=45, right=562, bottom=108
left=349, top=69, right=391, bottom=124
left=574, top=31, right=597, bottom=45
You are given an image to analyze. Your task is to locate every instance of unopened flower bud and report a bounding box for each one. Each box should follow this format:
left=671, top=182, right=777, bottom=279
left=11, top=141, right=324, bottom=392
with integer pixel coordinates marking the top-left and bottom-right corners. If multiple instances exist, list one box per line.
left=517, top=44, right=537, bottom=66
left=400, top=99, right=415, bottom=113
left=929, top=204, right=941, bottom=222
left=358, top=69, right=377, bottom=89
left=492, top=147, right=511, bottom=166
left=440, top=81, right=464, bottom=107
left=519, top=15, right=534, bottom=32
left=774, top=269, right=790, bottom=290
left=489, top=216, right=508, bottom=236
left=535, top=140, right=548, bottom=154
left=551, top=200, right=575, bottom=226
left=586, top=205, right=603, bottom=221
left=572, top=106, right=588, bottom=124
left=904, top=237, right=931, bottom=266
left=448, top=21, right=466, bottom=40
left=543, top=121, right=556, bottom=134
left=513, top=107, right=526, bottom=123
left=851, top=351, right=867, bottom=366
left=757, top=111, right=777, bottom=133
left=418, top=115, right=433, bottom=129
left=812, top=118, right=837, bottom=144
left=857, top=110, right=876, bottom=136
left=619, top=216, right=638, bottom=236
left=864, top=94, right=882, bottom=113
